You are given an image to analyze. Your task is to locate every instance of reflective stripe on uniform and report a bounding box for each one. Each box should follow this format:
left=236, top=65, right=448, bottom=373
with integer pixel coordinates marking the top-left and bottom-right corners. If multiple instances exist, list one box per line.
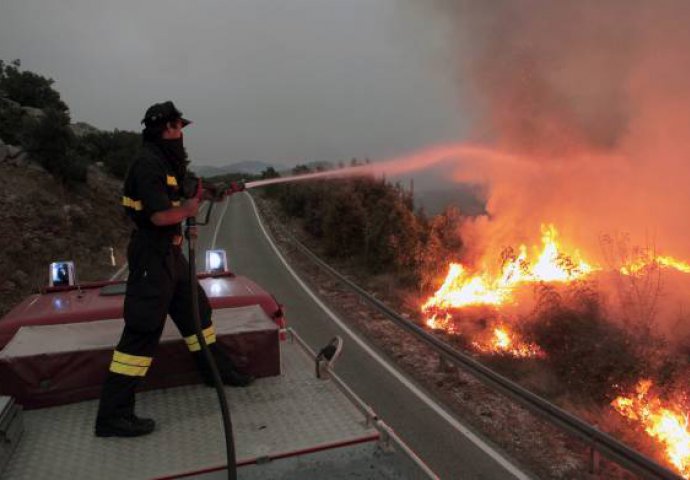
left=109, top=350, right=152, bottom=376
left=166, top=175, right=178, bottom=187
left=122, top=196, right=143, bottom=211
left=184, top=325, right=217, bottom=352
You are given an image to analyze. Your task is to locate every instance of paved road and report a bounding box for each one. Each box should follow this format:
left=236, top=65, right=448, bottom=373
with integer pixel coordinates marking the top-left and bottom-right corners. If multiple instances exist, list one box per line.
left=195, top=193, right=533, bottom=480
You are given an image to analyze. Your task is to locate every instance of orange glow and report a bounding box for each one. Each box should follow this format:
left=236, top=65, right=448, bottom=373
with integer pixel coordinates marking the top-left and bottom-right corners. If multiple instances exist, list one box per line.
left=472, top=326, right=544, bottom=358
left=612, top=380, right=690, bottom=478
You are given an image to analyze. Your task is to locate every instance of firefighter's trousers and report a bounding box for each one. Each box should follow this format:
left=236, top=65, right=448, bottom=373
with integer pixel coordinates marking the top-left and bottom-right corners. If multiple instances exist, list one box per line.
left=97, top=235, right=224, bottom=420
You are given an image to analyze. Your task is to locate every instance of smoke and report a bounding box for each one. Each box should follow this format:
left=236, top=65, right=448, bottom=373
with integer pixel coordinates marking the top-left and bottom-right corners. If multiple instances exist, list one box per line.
left=412, top=1, right=687, bottom=253
left=453, top=0, right=639, bottom=154
left=414, top=0, right=690, bottom=333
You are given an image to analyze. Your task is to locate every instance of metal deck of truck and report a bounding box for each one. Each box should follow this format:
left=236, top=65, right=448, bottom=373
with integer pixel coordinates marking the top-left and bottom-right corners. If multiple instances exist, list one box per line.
left=0, top=328, right=435, bottom=479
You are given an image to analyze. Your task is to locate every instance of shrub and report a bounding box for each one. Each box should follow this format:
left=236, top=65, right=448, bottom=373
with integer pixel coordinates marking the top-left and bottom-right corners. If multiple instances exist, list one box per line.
left=21, top=108, right=86, bottom=184
left=418, top=206, right=464, bottom=292
left=75, top=130, right=140, bottom=179
left=321, top=187, right=366, bottom=257
left=0, top=99, right=25, bottom=145
left=525, top=283, right=648, bottom=402
left=265, top=173, right=430, bottom=284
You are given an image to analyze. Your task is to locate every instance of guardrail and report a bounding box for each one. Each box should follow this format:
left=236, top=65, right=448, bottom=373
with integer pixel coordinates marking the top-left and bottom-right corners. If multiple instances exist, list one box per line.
left=287, top=327, right=440, bottom=480
left=282, top=232, right=683, bottom=480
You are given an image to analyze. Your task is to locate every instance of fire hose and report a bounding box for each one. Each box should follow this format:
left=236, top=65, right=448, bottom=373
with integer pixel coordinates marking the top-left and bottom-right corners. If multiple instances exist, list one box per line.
left=184, top=177, right=245, bottom=480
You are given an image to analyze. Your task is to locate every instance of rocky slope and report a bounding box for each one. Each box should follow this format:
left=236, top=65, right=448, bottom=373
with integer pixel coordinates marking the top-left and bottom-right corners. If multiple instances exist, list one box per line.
left=0, top=138, right=129, bottom=316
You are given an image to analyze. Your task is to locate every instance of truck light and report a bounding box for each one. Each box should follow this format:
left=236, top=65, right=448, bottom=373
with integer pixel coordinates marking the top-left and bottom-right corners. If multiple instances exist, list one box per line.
left=205, top=249, right=228, bottom=273
left=49, top=261, right=76, bottom=287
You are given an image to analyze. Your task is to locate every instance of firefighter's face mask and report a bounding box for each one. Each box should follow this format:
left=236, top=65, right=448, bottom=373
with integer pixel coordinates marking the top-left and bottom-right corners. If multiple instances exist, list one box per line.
left=162, top=119, right=185, bottom=140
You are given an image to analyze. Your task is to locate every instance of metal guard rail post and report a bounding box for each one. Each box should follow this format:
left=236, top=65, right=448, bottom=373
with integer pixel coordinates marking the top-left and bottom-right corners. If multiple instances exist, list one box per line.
left=283, top=231, right=683, bottom=480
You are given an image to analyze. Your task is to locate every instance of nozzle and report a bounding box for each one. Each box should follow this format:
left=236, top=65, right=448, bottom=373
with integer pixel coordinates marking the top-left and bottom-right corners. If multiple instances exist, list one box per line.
left=228, top=181, right=245, bottom=193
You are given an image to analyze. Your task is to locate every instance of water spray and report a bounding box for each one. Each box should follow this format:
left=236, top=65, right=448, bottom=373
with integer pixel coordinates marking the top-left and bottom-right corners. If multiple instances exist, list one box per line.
left=242, top=143, right=520, bottom=190
left=243, top=167, right=370, bottom=189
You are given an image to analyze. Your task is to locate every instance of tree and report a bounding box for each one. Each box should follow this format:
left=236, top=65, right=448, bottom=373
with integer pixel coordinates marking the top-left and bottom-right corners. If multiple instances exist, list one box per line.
left=292, top=164, right=311, bottom=175
left=321, top=187, right=366, bottom=257
left=21, top=108, right=86, bottom=184
left=418, top=207, right=463, bottom=292
left=0, top=97, right=24, bottom=144
left=264, top=173, right=457, bottom=288
left=75, top=130, right=140, bottom=179
left=260, top=166, right=280, bottom=179
left=0, top=59, right=69, bottom=113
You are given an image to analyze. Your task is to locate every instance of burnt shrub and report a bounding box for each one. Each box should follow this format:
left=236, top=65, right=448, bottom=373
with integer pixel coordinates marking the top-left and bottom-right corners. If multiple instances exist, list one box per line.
left=525, top=283, right=647, bottom=402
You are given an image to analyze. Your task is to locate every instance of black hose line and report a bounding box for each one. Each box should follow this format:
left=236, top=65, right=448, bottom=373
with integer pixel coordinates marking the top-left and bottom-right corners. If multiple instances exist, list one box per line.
left=186, top=215, right=237, bottom=480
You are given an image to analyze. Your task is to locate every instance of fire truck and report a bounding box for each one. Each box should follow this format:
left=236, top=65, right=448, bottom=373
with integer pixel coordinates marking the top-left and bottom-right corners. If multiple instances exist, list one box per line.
left=0, top=254, right=436, bottom=479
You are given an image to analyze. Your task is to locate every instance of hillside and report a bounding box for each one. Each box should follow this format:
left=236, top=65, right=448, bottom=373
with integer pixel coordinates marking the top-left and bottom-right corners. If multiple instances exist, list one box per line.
left=0, top=149, right=129, bottom=316
left=0, top=60, right=136, bottom=316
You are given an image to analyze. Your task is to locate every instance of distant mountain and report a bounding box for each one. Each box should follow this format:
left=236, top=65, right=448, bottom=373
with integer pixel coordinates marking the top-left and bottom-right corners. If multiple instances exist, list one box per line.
left=192, top=161, right=273, bottom=178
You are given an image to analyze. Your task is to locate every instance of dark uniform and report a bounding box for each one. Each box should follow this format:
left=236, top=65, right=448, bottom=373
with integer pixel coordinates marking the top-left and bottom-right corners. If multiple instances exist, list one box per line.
left=96, top=102, right=250, bottom=436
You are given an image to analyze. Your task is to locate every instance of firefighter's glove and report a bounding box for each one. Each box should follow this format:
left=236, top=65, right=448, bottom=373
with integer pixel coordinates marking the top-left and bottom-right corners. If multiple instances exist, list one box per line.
left=227, top=181, right=245, bottom=194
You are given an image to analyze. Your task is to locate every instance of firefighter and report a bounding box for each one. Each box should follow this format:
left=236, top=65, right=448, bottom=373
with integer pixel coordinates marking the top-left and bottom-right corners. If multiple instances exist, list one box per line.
left=95, top=101, right=252, bottom=438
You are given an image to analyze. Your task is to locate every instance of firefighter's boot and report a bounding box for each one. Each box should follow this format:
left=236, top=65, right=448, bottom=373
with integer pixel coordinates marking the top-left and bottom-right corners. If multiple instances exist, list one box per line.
left=95, top=413, right=156, bottom=437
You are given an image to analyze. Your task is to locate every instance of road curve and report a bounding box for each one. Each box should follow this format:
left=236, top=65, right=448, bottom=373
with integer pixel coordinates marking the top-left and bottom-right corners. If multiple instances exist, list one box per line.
left=196, top=193, right=534, bottom=480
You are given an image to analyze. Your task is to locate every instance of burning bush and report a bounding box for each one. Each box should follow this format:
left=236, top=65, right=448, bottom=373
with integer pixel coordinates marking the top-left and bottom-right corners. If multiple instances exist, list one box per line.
left=611, top=379, right=690, bottom=478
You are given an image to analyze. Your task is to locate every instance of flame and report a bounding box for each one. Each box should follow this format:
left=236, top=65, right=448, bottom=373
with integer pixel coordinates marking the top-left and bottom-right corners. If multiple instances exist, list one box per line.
left=658, top=256, right=690, bottom=273
left=612, top=380, right=690, bottom=478
left=422, top=263, right=512, bottom=311
left=420, top=223, right=690, bottom=362
left=422, top=224, right=592, bottom=315
left=531, top=225, right=594, bottom=281
left=425, top=313, right=456, bottom=332
left=422, top=223, right=690, bottom=319
left=621, top=255, right=690, bottom=276
left=472, top=326, right=544, bottom=358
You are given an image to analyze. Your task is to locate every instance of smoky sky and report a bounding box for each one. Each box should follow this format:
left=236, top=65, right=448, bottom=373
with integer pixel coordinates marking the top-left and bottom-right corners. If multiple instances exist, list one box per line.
left=0, top=0, right=467, bottom=168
